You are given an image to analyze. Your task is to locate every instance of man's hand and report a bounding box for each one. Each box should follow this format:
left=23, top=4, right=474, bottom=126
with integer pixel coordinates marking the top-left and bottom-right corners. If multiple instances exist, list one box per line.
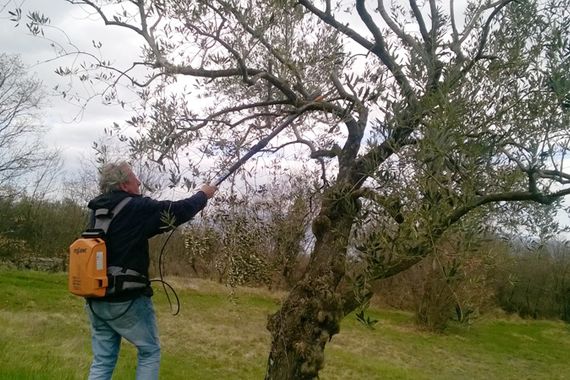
left=200, top=184, right=218, bottom=199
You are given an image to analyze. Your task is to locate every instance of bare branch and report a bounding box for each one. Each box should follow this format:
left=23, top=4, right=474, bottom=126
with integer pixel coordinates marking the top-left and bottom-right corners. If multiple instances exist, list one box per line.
left=291, top=124, right=318, bottom=152
left=449, top=0, right=460, bottom=48
left=499, top=147, right=528, bottom=171
left=429, top=0, right=438, bottom=41
left=197, top=3, right=260, bottom=89
left=67, top=0, right=143, bottom=35
left=229, top=112, right=282, bottom=128
left=355, top=0, right=416, bottom=101
left=205, top=100, right=290, bottom=121
left=330, top=72, right=357, bottom=104
left=538, top=169, right=570, bottom=184
left=310, top=148, right=339, bottom=159
left=164, top=64, right=299, bottom=101
left=352, top=120, right=418, bottom=187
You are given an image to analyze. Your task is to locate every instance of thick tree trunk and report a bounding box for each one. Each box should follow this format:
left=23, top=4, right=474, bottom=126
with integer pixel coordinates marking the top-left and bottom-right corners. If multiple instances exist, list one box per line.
left=264, top=281, right=342, bottom=379
left=265, top=205, right=354, bottom=379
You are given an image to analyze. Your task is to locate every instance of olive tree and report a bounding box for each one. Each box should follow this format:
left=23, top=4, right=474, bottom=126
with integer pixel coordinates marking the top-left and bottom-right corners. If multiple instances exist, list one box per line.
left=13, top=0, right=570, bottom=378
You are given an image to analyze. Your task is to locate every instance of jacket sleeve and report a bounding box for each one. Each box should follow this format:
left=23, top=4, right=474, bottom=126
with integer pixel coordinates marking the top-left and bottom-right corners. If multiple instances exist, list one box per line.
left=137, top=191, right=209, bottom=237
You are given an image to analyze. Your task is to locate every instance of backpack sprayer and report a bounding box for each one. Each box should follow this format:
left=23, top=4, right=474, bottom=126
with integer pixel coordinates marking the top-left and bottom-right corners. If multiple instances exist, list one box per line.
left=69, top=197, right=137, bottom=298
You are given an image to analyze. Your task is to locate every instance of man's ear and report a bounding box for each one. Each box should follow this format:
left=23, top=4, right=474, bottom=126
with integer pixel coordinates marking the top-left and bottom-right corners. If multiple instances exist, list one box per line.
left=119, top=183, right=127, bottom=192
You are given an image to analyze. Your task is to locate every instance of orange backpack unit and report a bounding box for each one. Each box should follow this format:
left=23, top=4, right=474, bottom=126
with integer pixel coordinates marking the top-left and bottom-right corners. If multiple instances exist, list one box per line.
left=68, top=197, right=131, bottom=297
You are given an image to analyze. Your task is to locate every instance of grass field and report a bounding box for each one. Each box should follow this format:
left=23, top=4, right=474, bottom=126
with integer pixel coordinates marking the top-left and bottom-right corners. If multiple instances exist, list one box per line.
left=1, top=269, right=570, bottom=379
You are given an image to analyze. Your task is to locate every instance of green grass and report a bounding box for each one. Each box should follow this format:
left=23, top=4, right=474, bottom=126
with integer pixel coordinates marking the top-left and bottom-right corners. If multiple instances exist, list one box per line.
left=1, top=269, right=570, bottom=379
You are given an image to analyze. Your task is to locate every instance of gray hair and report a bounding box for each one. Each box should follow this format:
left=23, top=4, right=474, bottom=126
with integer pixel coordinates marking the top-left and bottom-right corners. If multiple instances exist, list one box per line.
left=99, top=161, right=131, bottom=194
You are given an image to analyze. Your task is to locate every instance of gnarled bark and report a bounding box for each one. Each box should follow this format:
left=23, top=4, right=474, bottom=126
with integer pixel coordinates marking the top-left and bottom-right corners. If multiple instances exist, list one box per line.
left=265, top=192, right=357, bottom=379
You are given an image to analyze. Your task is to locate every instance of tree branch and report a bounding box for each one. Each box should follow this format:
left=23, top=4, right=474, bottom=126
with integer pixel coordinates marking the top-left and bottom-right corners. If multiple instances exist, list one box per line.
left=353, top=187, right=404, bottom=224
left=164, top=65, right=299, bottom=102
left=218, top=1, right=308, bottom=98
left=300, top=0, right=416, bottom=104
left=409, top=0, right=430, bottom=44
left=538, top=169, right=570, bottom=184
left=352, top=121, right=417, bottom=187
left=460, top=0, right=515, bottom=77
left=355, top=0, right=415, bottom=101
left=442, top=187, right=570, bottom=232
left=429, top=0, right=439, bottom=42
left=449, top=0, right=463, bottom=60
left=376, top=0, right=422, bottom=52
left=67, top=0, right=143, bottom=35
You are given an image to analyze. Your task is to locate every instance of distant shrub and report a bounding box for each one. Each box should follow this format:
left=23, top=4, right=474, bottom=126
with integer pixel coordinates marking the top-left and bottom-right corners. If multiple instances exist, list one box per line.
left=495, top=240, right=570, bottom=321
left=374, top=234, right=503, bottom=332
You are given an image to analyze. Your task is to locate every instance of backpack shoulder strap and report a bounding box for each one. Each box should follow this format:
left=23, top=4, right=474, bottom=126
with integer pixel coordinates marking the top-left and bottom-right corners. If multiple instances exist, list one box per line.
left=93, top=197, right=132, bottom=234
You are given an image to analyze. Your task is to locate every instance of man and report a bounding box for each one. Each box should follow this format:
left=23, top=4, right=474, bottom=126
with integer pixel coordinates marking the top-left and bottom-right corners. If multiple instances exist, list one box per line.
left=85, top=161, right=217, bottom=379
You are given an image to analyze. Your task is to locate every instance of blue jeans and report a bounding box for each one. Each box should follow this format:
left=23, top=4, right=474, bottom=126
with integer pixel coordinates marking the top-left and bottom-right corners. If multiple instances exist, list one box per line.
left=86, top=296, right=161, bottom=380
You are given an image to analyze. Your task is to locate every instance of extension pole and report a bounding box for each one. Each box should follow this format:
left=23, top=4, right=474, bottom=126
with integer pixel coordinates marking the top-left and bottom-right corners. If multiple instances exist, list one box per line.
left=213, top=111, right=302, bottom=186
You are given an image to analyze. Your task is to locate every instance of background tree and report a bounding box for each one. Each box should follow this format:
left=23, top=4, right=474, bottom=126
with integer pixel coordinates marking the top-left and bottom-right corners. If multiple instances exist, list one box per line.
left=0, top=52, right=69, bottom=266
left=0, top=53, right=56, bottom=195
left=11, top=0, right=570, bottom=378
left=178, top=170, right=315, bottom=287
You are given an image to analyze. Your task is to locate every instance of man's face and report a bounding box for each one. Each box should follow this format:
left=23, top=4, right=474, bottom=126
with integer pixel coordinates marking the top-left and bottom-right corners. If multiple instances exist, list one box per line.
left=119, top=166, right=141, bottom=195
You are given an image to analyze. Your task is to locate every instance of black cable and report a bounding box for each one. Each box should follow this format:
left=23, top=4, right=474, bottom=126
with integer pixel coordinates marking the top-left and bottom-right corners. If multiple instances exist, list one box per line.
left=151, top=227, right=181, bottom=316
left=87, top=298, right=136, bottom=322
left=88, top=227, right=180, bottom=321
left=150, top=278, right=180, bottom=315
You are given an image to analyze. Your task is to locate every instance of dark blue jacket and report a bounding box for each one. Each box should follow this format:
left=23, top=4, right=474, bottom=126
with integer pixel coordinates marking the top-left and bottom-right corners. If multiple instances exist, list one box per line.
left=87, top=190, right=208, bottom=297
